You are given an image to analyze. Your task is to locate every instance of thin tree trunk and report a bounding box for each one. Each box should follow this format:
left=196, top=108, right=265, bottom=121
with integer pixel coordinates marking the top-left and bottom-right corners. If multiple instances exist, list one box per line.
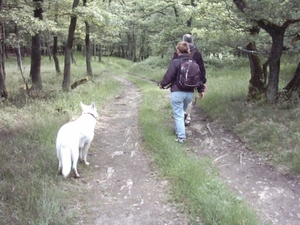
left=52, top=36, right=61, bottom=75
left=62, top=0, right=80, bottom=91
left=14, top=25, right=28, bottom=91
left=83, top=0, right=92, bottom=76
left=131, top=23, right=136, bottom=62
left=98, top=44, right=102, bottom=62
left=52, top=0, right=61, bottom=75
left=85, top=21, right=92, bottom=76
left=0, top=0, right=8, bottom=99
left=45, top=37, right=52, bottom=61
left=30, top=0, right=43, bottom=91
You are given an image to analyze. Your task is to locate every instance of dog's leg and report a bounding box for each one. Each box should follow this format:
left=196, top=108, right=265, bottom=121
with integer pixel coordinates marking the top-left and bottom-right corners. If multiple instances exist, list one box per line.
left=71, top=148, right=80, bottom=178
left=72, top=159, right=80, bottom=178
left=81, top=143, right=91, bottom=165
left=79, top=147, right=84, bottom=163
left=58, top=164, right=62, bottom=175
left=57, top=150, right=62, bottom=174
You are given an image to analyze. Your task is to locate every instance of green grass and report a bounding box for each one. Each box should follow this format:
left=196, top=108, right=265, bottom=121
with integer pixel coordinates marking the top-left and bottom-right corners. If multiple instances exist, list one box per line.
left=123, top=73, right=260, bottom=225
left=0, top=55, right=124, bottom=224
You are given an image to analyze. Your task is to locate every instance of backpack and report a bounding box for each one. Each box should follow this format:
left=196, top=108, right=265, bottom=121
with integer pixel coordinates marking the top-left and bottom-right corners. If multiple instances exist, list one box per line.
left=177, top=50, right=201, bottom=89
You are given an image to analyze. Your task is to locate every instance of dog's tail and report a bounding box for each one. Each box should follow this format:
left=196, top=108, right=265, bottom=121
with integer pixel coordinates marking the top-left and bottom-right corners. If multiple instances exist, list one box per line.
left=60, top=146, right=72, bottom=179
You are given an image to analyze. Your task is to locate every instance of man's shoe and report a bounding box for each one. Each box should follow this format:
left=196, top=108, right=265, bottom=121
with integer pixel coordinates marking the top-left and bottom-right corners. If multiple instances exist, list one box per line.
left=184, top=113, right=187, bottom=120
left=175, top=138, right=186, bottom=143
left=184, top=113, right=190, bottom=126
left=185, top=120, right=190, bottom=126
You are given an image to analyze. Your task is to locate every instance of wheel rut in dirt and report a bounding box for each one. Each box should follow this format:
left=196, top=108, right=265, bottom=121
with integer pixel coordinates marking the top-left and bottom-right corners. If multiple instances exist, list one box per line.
left=187, top=104, right=300, bottom=225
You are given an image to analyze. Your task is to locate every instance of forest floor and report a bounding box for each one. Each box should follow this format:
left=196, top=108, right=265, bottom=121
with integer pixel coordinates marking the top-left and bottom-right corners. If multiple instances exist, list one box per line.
left=68, top=77, right=300, bottom=225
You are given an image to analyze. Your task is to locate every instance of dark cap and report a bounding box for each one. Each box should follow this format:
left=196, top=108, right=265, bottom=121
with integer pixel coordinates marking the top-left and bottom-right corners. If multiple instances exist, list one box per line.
left=182, top=34, right=193, bottom=43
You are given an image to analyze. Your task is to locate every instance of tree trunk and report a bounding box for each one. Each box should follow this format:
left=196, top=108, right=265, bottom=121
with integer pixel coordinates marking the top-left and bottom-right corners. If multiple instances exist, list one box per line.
left=30, top=0, right=43, bottom=91
left=62, top=0, right=80, bottom=91
left=14, top=25, right=28, bottom=91
left=265, top=32, right=284, bottom=103
left=246, top=42, right=266, bottom=100
left=262, top=59, right=269, bottom=85
left=283, top=62, right=300, bottom=92
left=0, top=0, right=8, bottom=99
left=131, top=23, right=136, bottom=62
left=45, top=38, right=52, bottom=61
left=85, top=21, right=92, bottom=76
left=52, top=36, right=61, bottom=75
left=14, top=25, right=22, bottom=71
left=83, top=0, right=92, bottom=76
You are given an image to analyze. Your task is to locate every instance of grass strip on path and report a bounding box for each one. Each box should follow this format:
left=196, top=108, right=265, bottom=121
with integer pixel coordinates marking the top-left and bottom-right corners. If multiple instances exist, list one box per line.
left=124, top=74, right=261, bottom=225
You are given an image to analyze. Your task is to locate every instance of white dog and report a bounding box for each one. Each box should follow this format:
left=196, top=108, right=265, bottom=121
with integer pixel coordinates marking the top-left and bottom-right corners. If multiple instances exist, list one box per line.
left=56, top=102, right=98, bottom=178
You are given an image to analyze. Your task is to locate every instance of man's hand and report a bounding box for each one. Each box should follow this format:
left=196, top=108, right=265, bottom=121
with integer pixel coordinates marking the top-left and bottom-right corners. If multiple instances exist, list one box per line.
left=158, top=83, right=163, bottom=89
left=198, top=92, right=205, bottom=99
left=198, top=84, right=207, bottom=99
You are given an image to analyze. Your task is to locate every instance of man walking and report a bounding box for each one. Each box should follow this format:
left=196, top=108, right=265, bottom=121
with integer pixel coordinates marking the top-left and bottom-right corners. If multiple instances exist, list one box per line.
left=159, top=41, right=206, bottom=143
left=173, top=34, right=207, bottom=126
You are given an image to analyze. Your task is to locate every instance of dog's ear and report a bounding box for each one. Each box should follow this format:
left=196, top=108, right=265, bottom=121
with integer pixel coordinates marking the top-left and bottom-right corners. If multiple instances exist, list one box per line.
left=91, top=102, right=95, bottom=109
left=80, top=102, right=84, bottom=109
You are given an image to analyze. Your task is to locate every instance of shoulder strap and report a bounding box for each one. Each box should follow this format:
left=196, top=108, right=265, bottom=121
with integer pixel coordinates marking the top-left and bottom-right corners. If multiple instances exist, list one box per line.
left=189, top=49, right=196, bottom=59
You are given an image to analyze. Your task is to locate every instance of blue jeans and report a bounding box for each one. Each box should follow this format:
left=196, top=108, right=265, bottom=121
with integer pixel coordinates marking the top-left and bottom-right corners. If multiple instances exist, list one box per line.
left=171, top=91, right=194, bottom=139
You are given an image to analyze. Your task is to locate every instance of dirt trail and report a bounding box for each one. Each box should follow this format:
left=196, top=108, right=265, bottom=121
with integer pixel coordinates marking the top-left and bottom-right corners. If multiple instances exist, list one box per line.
left=73, top=78, right=188, bottom=225
left=72, top=77, right=300, bottom=225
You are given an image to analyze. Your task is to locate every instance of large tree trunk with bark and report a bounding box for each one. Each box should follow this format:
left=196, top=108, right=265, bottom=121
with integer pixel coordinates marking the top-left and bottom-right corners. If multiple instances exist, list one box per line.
left=62, top=0, right=80, bottom=91
left=246, top=42, right=266, bottom=100
left=30, top=0, right=43, bottom=91
left=263, top=30, right=284, bottom=103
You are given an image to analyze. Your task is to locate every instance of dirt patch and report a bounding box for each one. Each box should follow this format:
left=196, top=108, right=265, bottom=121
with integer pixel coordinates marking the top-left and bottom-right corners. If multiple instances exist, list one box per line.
left=70, top=78, right=300, bottom=225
